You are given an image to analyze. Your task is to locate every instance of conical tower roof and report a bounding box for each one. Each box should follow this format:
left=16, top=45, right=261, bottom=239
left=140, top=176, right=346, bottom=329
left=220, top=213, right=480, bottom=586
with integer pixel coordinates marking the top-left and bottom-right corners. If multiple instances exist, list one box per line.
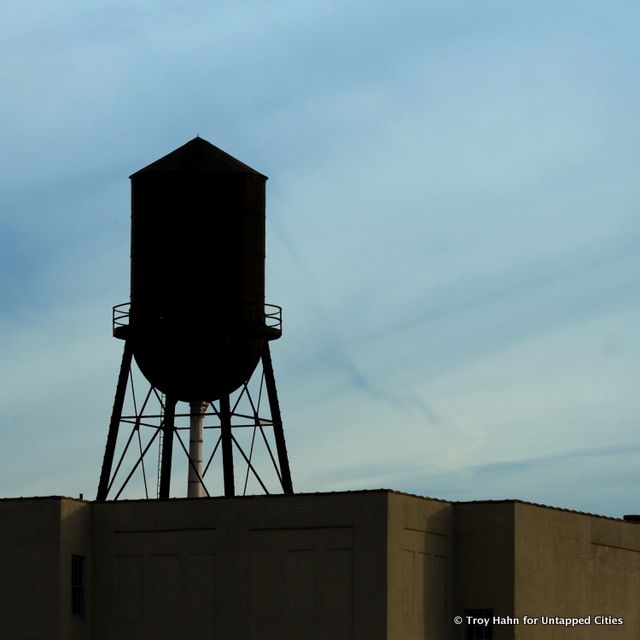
left=130, top=136, right=267, bottom=179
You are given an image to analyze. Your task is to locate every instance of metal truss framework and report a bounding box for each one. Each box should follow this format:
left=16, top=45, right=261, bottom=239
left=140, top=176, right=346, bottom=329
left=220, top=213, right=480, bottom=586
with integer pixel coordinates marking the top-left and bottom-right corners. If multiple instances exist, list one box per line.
left=96, top=342, right=293, bottom=501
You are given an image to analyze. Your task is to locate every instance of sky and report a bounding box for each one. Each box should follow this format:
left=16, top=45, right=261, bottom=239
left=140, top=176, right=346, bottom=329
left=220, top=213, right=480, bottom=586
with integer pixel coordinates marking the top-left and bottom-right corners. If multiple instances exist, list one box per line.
left=0, top=1, right=639, bottom=517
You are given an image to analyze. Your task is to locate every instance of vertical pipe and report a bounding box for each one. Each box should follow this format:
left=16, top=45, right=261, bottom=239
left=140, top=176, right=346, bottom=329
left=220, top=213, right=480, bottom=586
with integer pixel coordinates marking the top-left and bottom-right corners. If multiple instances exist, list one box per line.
left=188, top=401, right=207, bottom=497
left=262, top=343, right=293, bottom=494
left=159, top=395, right=176, bottom=499
left=97, top=340, right=133, bottom=501
left=220, top=394, right=235, bottom=497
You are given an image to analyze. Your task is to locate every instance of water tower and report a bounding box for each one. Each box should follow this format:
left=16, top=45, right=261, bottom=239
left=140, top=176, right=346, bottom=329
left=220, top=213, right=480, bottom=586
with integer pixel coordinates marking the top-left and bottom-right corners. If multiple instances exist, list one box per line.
left=96, top=137, right=293, bottom=500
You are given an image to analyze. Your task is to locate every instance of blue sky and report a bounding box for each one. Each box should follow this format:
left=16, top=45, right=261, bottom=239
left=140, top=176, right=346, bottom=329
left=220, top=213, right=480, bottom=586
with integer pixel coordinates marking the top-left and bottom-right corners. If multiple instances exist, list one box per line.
left=0, top=1, right=638, bottom=516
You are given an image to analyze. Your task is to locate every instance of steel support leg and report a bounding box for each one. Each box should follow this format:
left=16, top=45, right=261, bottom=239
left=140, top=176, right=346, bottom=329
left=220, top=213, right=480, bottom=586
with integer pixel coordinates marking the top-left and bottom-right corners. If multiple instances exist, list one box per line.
left=158, top=395, right=176, bottom=499
left=262, top=342, right=293, bottom=494
left=96, top=340, right=133, bottom=501
left=220, top=394, right=235, bottom=497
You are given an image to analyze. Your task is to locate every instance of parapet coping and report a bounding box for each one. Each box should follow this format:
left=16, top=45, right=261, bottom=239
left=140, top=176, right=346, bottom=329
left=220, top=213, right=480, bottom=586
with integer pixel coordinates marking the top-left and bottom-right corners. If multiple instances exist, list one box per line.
left=0, top=489, right=631, bottom=523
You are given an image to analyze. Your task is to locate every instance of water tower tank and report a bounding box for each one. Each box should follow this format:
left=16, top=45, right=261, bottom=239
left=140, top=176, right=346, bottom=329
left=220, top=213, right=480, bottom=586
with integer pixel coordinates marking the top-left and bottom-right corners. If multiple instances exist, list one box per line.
left=126, top=137, right=278, bottom=402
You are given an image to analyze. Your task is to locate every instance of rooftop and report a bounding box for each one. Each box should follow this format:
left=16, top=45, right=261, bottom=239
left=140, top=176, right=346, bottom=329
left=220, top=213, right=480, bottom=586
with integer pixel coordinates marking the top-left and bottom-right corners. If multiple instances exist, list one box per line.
left=130, top=136, right=267, bottom=178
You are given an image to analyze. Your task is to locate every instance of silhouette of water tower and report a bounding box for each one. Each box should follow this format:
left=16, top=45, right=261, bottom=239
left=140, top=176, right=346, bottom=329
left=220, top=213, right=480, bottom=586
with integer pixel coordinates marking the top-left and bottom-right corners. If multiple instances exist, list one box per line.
left=96, top=137, right=293, bottom=500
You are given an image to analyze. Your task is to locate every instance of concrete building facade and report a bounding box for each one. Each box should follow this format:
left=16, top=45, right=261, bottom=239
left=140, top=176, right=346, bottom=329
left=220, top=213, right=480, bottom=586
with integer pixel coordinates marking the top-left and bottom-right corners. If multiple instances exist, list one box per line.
left=0, top=490, right=638, bottom=639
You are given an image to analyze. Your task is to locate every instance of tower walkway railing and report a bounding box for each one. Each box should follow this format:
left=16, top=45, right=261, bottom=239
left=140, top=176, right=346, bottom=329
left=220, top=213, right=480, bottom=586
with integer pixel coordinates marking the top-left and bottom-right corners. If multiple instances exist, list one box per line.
left=112, top=302, right=282, bottom=339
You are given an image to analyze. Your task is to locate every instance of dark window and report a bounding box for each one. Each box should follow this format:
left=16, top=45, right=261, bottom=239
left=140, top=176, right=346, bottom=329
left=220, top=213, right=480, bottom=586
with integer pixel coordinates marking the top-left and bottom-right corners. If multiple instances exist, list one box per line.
left=464, top=609, right=493, bottom=640
left=71, top=555, right=86, bottom=618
